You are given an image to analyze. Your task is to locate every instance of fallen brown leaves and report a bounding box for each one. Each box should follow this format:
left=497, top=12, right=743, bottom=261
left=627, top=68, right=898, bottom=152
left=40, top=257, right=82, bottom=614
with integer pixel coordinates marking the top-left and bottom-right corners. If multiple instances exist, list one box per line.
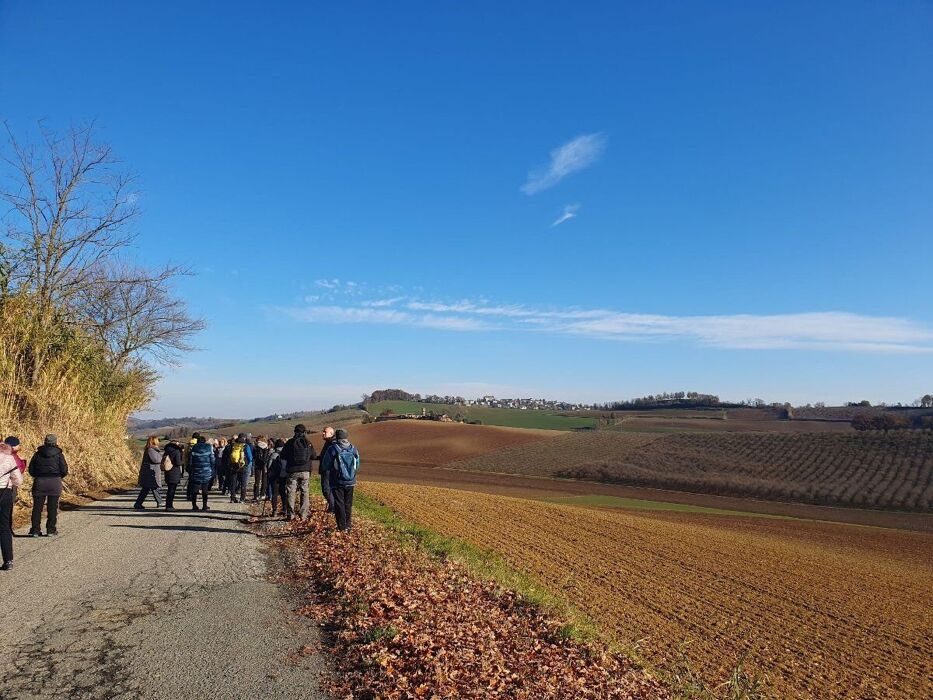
left=263, top=506, right=668, bottom=699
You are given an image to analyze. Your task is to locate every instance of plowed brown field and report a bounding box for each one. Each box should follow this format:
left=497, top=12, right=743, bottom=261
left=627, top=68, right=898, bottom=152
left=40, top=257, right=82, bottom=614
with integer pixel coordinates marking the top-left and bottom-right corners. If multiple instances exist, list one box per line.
left=310, top=420, right=557, bottom=466
left=363, top=482, right=933, bottom=700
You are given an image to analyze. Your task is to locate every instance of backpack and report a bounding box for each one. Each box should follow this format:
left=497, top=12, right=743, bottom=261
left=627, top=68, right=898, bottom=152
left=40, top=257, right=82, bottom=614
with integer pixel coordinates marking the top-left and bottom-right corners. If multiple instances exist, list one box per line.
left=270, top=451, right=286, bottom=478
left=333, top=443, right=359, bottom=484
left=229, top=442, right=247, bottom=473
left=254, top=445, right=269, bottom=469
left=291, top=436, right=312, bottom=469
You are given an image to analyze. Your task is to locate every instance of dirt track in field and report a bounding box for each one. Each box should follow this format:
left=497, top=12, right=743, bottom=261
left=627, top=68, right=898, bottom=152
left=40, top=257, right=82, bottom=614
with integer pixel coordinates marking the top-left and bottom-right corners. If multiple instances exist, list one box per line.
left=364, top=482, right=933, bottom=700
left=360, top=462, right=933, bottom=532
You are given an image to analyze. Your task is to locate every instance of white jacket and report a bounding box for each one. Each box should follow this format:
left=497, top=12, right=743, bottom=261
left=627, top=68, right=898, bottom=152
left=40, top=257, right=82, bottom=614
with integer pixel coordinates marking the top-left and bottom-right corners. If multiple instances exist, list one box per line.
left=0, top=451, right=23, bottom=489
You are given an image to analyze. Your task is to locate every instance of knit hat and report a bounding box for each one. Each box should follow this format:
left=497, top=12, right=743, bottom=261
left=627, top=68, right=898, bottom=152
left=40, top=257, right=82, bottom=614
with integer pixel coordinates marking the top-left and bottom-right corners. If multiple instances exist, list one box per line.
left=294, top=424, right=307, bottom=435
left=45, top=434, right=57, bottom=445
left=335, top=429, right=348, bottom=440
left=4, top=436, right=20, bottom=447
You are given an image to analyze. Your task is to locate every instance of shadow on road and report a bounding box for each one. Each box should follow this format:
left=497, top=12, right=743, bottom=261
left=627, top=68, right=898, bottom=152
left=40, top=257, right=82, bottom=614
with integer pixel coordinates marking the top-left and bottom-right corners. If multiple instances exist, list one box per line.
left=92, top=512, right=246, bottom=523
left=109, top=524, right=248, bottom=535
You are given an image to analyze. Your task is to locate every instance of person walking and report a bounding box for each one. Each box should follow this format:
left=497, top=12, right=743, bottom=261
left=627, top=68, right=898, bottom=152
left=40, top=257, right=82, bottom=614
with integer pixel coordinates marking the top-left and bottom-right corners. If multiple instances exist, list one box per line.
left=211, top=438, right=224, bottom=491
left=0, top=442, right=24, bottom=570
left=281, top=424, right=315, bottom=520
left=187, top=435, right=215, bottom=511
left=28, top=434, right=68, bottom=536
left=321, top=428, right=360, bottom=532
left=227, top=434, right=252, bottom=504
left=317, top=427, right=336, bottom=513
left=163, top=440, right=184, bottom=511
left=252, top=436, right=269, bottom=502
left=218, top=438, right=230, bottom=494
left=134, top=437, right=164, bottom=510
left=266, top=438, right=287, bottom=517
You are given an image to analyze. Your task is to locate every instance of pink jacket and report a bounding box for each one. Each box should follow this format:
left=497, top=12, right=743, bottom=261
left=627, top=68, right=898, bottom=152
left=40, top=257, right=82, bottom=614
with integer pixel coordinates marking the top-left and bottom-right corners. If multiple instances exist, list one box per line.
left=0, top=444, right=23, bottom=489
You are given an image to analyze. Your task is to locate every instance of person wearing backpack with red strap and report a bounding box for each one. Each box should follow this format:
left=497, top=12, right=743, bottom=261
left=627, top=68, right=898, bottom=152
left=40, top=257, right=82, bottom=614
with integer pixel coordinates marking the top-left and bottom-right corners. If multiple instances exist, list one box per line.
left=0, top=442, right=24, bottom=570
left=320, top=428, right=360, bottom=532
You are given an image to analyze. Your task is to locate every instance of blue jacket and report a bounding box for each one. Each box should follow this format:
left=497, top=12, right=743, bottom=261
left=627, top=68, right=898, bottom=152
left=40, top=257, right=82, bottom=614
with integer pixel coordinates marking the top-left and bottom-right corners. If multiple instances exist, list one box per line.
left=321, top=439, right=360, bottom=487
left=188, top=442, right=215, bottom=484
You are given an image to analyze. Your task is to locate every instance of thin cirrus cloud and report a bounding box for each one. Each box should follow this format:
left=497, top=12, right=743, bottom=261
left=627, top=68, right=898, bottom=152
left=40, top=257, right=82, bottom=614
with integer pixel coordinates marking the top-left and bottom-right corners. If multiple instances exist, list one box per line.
left=275, top=296, right=933, bottom=353
left=521, top=133, right=607, bottom=195
left=552, top=204, right=580, bottom=227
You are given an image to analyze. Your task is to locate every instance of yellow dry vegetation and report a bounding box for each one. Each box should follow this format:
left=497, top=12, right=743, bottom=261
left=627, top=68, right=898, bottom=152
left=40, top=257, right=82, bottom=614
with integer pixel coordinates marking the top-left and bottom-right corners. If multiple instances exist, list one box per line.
left=363, top=481, right=933, bottom=700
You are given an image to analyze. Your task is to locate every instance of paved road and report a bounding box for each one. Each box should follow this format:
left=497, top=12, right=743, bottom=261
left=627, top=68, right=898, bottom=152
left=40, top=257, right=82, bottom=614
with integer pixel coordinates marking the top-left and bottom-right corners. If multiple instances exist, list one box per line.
left=0, top=486, right=327, bottom=699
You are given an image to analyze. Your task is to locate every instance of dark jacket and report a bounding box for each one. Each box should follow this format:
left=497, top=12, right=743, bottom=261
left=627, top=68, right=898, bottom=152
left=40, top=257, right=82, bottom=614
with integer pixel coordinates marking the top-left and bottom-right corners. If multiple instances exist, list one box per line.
left=138, top=446, right=163, bottom=489
left=321, top=439, right=360, bottom=487
left=28, top=444, right=68, bottom=479
left=267, top=448, right=285, bottom=480
left=163, top=443, right=184, bottom=485
left=220, top=443, right=232, bottom=471
left=253, top=443, right=270, bottom=470
left=317, top=438, right=334, bottom=475
left=281, top=434, right=316, bottom=474
left=188, top=442, right=215, bottom=484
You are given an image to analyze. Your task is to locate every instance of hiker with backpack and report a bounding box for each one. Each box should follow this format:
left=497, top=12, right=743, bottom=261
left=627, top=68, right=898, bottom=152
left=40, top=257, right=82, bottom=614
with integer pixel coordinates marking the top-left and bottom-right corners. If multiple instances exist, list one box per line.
left=134, top=436, right=164, bottom=510
left=187, top=435, right=216, bottom=511
left=320, top=428, right=360, bottom=532
left=219, top=438, right=232, bottom=494
left=318, top=427, right=336, bottom=513
left=280, top=424, right=316, bottom=520
left=252, top=436, right=270, bottom=502
left=162, top=439, right=184, bottom=511
left=266, top=438, right=288, bottom=517
left=226, top=434, right=253, bottom=504
left=211, top=438, right=225, bottom=491
left=0, top=441, right=24, bottom=570
left=29, top=434, right=69, bottom=535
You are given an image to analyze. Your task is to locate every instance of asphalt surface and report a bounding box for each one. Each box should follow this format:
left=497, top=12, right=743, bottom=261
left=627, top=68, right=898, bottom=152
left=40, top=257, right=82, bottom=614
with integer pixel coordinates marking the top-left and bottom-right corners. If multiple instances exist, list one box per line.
left=0, top=485, right=327, bottom=699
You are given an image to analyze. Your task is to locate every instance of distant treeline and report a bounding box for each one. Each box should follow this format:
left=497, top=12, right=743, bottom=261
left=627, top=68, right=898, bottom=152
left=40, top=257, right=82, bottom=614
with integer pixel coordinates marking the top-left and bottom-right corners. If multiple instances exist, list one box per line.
left=593, top=392, right=728, bottom=410
left=363, top=389, right=466, bottom=406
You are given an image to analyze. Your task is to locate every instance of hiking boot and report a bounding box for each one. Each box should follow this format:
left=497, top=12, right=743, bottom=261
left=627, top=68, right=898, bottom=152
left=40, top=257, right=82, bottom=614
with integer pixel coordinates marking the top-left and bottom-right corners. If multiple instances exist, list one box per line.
left=133, top=505, right=145, bottom=511
left=28, top=530, right=41, bottom=537
left=202, top=505, right=211, bottom=511
left=192, top=504, right=201, bottom=511
left=0, top=561, right=11, bottom=571
left=165, top=506, right=176, bottom=512
left=46, top=529, right=58, bottom=536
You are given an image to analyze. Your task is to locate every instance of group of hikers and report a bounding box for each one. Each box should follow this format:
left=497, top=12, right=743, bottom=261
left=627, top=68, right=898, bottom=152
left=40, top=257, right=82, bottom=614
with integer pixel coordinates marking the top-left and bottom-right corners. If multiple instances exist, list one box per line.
left=0, top=423, right=360, bottom=573
left=137, top=423, right=360, bottom=528
left=0, top=434, right=69, bottom=571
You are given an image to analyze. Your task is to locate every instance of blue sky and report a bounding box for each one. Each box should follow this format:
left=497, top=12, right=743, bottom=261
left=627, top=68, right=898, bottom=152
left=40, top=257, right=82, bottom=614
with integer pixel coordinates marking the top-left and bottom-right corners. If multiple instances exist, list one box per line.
left=1, top=1, right=931, bottom=417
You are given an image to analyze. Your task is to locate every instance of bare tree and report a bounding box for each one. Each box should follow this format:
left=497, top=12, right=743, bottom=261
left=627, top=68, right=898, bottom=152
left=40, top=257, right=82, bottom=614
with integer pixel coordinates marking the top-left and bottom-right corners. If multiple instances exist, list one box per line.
left=0, top=122, right=204, bottom=373
left=74, top=262, right=205, bottom=369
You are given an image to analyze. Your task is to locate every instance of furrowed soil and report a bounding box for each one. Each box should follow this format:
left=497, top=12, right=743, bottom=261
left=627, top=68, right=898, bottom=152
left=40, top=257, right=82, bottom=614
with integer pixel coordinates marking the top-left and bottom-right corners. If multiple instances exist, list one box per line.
left=361, top=462, right=933, bottom=531
left=450, top=429, right=933, bottom=511
left=363, top=482, right=933, bottom=700
left=308, top=420, right=558, bottom=466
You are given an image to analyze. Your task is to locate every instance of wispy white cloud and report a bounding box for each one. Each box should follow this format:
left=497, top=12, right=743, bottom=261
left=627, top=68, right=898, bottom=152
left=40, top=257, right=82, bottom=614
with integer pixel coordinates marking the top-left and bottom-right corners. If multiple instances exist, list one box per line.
left=275, top=293, right=933, bottom=354
left=362, top=297, right=406, bottom=308
left=315, top=279, right=340, bottom=289
left=277, top=305, right=490, bottom=332
left=552, top=203, right=580, bottom=227
left=521, top=133, right=606, bottom=195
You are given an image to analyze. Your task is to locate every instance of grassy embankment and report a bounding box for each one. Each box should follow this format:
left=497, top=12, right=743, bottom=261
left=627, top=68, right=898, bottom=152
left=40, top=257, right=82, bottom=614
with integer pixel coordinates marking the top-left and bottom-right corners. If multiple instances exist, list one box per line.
left=366, top=400, right=597, bottom=430
left=1, top=295, right=145, bottom=520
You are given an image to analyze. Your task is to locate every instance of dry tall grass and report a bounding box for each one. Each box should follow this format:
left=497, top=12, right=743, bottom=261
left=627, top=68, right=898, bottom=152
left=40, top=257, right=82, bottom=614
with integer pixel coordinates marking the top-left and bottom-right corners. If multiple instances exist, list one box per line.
left=0, top=295, right=150, bottom=510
